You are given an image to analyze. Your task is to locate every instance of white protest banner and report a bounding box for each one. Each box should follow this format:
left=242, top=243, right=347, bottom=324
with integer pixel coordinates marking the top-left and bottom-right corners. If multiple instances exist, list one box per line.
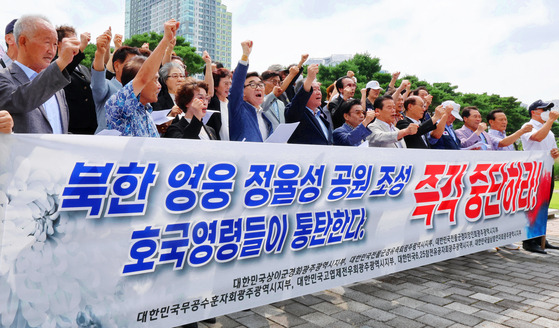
left=0, top=134, right=552, bottom=327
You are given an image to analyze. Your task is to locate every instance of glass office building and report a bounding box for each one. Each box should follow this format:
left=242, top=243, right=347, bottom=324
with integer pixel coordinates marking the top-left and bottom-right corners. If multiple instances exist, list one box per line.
left=125, top=0, right=232, bottom=68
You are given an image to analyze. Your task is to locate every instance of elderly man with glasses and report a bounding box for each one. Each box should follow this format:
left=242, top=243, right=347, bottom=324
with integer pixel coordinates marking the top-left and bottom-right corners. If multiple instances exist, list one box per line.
left=260, top=70, right=285, bottom=131
left=228, top=40, right=273, bottom=142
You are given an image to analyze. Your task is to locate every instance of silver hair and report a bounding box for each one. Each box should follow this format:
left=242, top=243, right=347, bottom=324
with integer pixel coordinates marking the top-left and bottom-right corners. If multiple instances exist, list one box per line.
left=159, top=62, right=185, bottom=81
left=13, top=15, right=52, bottom=45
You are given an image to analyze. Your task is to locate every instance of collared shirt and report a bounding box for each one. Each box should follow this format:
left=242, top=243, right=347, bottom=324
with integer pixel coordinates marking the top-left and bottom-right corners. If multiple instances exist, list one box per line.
left=271, top=99, right=280, bottom=121
left=408, top=117, right=420, bottom=125
left=256, top=107, right=269, bottom=140
left=445, top=124, right=458, bottom=143
left=408, top=116, right=428, bottom=146
left=488, top=128, right=514, bottom=151
left=378, top=119, right=394, bottom=131
left=219, top=99, right=230, bottom=141
left=105, top=81, right=159, bottom=137
left=428, top=122, right=457, bottom=145
left=427, top=121, right=461, bottom=149
left=91, top=68, right=123, bottom=134
left=228, top=59, right=270, bottom=142
left=15, top=61, right=63, bottom=134
left=378, top=119, right=403, bottom=148
left=521, top=119, right=556, bottom=151
left=455, top=125, right=499, bottom=150
left=479, top=133, right=488, bottom=150
left=307, top=107, right=329, bottom=140
left=333, top=122, right=372, bottom=146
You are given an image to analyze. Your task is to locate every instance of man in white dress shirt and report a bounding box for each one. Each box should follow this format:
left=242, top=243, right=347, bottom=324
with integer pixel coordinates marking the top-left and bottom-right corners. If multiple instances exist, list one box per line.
left=367, top=95, right=417, bottom=148
left=520, top=100, right=559, bottom=254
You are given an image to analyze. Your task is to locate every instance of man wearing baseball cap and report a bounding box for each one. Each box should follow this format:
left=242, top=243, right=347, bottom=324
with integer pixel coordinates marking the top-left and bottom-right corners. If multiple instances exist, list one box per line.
left=520, top=99, right=559, bottom=254
left=1, top=19, right=17, bottom=68
left=428, top=100, right=463, bottom=149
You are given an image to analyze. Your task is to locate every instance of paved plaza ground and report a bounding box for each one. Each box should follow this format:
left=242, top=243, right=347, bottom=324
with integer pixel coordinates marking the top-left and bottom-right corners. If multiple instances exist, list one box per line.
left=200, top=217, right=559, bottom=328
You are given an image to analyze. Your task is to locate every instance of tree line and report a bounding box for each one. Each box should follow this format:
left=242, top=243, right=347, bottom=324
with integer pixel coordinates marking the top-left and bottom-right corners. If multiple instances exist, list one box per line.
left=313, top=53, right=546, bottom=138
left=81, top=33, right=552, bottom=138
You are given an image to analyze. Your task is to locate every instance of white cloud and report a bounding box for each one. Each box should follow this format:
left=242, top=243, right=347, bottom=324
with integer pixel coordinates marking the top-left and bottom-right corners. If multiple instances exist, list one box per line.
left=2, top=0, right=556, bottom=104
left=0, top=1, right=125, bottom=44
left=224, top=0, right=557, bottom=104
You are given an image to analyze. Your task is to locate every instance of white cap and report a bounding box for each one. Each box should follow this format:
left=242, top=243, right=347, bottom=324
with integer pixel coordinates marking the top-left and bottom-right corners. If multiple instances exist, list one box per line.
left=441, top=100, right=462, bottom=121
left=366, top=80, right=383, bottom=90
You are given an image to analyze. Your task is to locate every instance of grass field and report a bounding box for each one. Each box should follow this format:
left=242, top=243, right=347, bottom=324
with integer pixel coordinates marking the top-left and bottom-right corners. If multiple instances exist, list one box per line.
left=551, top=186, right=559, bottom=210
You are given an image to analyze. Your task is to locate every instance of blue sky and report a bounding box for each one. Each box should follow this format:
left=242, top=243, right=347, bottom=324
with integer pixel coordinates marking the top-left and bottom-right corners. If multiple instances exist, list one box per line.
left=2, top=0, right=558, bottom=105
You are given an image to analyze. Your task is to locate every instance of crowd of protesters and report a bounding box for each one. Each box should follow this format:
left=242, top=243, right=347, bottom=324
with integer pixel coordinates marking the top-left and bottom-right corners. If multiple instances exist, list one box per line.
left=1, top=15, right=559, bottom=270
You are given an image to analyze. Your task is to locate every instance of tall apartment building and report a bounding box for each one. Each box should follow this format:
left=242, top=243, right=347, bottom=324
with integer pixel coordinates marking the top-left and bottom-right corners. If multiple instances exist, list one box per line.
left=125, top=0, right=232, bottom=69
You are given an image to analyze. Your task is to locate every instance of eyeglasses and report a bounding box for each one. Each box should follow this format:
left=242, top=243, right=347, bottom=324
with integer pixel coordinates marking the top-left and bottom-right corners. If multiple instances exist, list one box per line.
left=169, top=74, right=186, bottom=79
left=244, top=82, right=265, bottom=89
left=265, top=79, right=281, bottom=86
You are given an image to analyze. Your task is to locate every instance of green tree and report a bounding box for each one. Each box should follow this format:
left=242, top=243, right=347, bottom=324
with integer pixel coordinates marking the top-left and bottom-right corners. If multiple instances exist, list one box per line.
left=123, top=33, right=204, bottom=75
left=429, top=82, right=460, bottom=109
left=454, top=93, right=530, bottom=133
left=303, top=52, right=546, bottom=138
left=81, top=43, right=97, bottom=68
left=314, top=52, right=383, bottom=100
left=353, top=53, right=382, bottom=81
left=124, top=32, right=162, bottom=51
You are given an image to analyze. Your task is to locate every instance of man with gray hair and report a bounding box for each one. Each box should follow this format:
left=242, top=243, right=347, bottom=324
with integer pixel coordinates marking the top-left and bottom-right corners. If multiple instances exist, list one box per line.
left=0, top=15, right=80, bottom=133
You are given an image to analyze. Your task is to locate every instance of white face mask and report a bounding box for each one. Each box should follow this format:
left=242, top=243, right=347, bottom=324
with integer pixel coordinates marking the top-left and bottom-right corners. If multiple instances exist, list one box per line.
left=540, top=111, right=550, bottom=122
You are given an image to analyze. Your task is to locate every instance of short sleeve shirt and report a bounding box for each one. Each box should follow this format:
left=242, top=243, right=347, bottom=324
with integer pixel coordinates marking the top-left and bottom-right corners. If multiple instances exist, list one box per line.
left=521, top=119, right=556, bottom=151
left=105, top=81, right=159, bottom=137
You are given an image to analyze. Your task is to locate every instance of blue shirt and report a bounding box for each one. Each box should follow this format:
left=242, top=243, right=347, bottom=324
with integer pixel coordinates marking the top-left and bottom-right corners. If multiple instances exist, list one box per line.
left=488, top=128, right=514, bottom=151
left=427, top=123, right=461, bottom=150
left=333, top=122, right=372, bottom=146
left=105, top=81, right=159, bottom=137
left=91, top=68, right=122, bottom=134
left=15, top=61, right=63, bottom=134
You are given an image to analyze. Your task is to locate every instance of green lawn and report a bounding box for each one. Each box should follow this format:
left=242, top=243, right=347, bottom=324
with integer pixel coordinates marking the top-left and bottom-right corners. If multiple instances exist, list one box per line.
left=550, top=163, right=559, bottom=209
left=551, top=186, right=559, bottom=210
